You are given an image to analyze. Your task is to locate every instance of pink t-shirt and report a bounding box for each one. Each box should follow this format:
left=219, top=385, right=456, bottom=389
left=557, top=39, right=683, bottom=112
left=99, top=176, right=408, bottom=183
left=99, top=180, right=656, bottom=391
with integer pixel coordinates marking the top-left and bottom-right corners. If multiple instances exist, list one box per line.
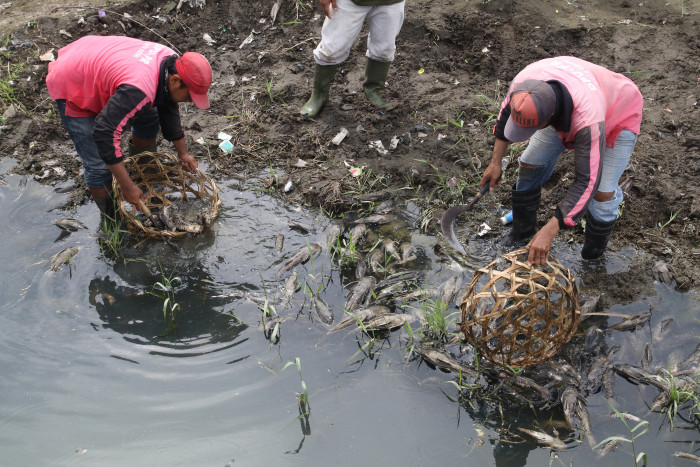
left=46, top=35, right=176, bottom=117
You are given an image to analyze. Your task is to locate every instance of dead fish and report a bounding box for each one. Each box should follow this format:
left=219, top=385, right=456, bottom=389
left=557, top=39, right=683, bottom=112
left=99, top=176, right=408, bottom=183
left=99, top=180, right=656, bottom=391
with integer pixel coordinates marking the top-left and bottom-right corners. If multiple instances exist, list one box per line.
left=382, top=238, right=399, bottom=260
left=598, top=439, right=621, bottom=458
left=52, top=218, right=88, bottom=231
left=439, top=275, right=463, bottom=305
left=345, top=276, right=376, bottom=311
left=673, top=451, right=700, bottom=462
left=608, top=311, right=652, bottom=331
left=652, top=260, right=673, bottom=285
left=576, top=398, right=595, bottom=448
left=275, top=243, right=322, bottom=278
left=274, top=233, right=284, bottom=255
left=506, top=373, right=553, bottom=401
left=158, top=205, right=176, bottom=231
left=355, top=213, right=395, bottom=225
left=362, top=313, right=415, bottom=332
left=282, top=270, right=299, bottom=298
left=399, top=242, right=414, bottom=262
left=680, top=343, right=700, bottom=369
left=641, top=343, right=653, bottom=371
left=415, top=347, right=477, bottom=377
left=375, top=281, right=408, bottom=301
left=289, top=220, right=314, bottom=234
left=579, top=294, right=601, bottom=317
left=583, top=326, right=604, bottom=353
left=652, top=318, right=674, bottom=343
left=368, top=249, right=385, bottom=275
left=610, top=411, right=644, bottom=424
left=613, top=363, right=667, bottom=391
left=54, top=183, right=78, bottom=193
left=355, top=260, right=367, bottom=280
left=392, top=288, right=438, bottom=303
left=49, top=246, right=79, bottom=272
left=264, top=315, right=290, bottom=333
left=331, top=305, right=388, bottom=332
left=325, top=220, right=343, bottom=249
left=517, top=428, right=567, bottom=450
left=587, top=354, right=609, bottom=388
left=348, top=223, right=367, bottom=246
left=313, top=295, right=334, bottom=324
left=561, top=386, right=579, bottom=428
left=14, top=175, right=27, bottom=201
left=602, top=366, right=616, bottom=399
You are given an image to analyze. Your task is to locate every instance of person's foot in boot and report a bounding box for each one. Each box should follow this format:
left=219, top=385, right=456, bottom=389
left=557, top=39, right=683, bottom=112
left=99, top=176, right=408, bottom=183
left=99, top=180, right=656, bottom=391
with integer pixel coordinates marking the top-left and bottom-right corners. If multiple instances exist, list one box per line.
left=300, top=64, right=338, bottom=118
left=93, top=194, right=117, bottom=232
left=501, top=186, right=541, bottom=246
left=129, top=138, right=158, bottom=168
left=363, top=58, right=396, bottom=111
left=581, top=213, right=616, bottom=260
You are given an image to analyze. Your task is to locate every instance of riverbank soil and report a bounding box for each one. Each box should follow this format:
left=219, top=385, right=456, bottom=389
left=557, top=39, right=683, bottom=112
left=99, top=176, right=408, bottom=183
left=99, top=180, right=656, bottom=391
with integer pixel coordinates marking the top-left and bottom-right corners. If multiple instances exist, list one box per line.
left=1, top=0, right=698, bottom=303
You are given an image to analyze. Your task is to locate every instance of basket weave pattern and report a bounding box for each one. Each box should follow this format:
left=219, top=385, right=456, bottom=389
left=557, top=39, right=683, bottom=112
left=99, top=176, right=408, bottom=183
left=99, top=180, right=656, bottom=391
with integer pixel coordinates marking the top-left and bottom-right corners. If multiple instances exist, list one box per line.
left=113, top=152, right=221, bottom=238
left=460, top=248, right=579, bottom=368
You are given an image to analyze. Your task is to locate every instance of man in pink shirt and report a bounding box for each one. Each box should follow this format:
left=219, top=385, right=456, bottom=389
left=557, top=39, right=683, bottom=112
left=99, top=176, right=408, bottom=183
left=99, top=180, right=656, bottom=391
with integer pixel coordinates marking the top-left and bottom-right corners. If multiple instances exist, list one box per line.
left=46, top=35, right=212, bottom=227
left=480, top=56, right=643, bottom=265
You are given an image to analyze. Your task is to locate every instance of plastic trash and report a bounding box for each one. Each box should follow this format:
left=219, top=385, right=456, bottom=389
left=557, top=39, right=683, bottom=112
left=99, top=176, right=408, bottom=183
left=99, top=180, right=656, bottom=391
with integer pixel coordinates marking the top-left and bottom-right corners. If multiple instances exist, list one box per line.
left=218, top=140, right=234, bottom=153
left=500, top=211, right=513, bottom=225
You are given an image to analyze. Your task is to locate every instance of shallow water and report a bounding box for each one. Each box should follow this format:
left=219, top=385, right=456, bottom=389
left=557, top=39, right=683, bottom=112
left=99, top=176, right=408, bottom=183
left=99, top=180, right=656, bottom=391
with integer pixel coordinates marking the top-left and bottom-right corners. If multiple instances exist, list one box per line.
left=1, top=158, right=699, bottom=466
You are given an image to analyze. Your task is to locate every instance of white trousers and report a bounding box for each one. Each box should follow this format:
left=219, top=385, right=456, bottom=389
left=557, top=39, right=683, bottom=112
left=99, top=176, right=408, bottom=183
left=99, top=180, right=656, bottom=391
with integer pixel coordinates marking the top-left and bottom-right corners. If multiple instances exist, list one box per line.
left=313, top=0, right=406, bottom=65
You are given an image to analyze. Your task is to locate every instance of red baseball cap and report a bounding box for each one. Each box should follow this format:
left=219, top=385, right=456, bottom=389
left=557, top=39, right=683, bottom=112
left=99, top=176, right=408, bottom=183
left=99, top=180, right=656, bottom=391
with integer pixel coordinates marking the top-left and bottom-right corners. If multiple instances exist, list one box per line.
left=504, top=79, right=556, bottom=142
left=175, top=52, right=212, bottom=109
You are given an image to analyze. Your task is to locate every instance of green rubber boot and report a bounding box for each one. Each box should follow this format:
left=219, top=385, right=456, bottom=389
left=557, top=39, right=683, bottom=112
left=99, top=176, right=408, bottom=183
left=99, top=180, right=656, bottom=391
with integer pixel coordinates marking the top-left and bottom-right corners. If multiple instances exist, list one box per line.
left=363, top=58, right=395, bottom=111
left=300, top=64, right=338, bottom=118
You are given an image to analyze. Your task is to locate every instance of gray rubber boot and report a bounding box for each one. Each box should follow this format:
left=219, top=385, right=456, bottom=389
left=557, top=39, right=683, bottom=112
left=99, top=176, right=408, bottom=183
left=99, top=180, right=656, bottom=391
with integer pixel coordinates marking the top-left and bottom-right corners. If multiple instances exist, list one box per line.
left=581, top=213, right=616, bottom=260
left=363, top=58, right=395, bottom=111
left=300, top=64, right=338, bottom=118
left=502, top=185, right=541, bottom=246
left=128, top=139, right=158, bottom=168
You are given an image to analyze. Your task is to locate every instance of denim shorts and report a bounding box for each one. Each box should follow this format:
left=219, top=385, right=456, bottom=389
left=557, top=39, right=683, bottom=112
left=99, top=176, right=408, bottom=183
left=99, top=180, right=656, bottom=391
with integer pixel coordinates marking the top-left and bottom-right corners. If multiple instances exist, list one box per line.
left=55, top=100, right=160, bottom=189
left=516, top=126, right=638, bottom=223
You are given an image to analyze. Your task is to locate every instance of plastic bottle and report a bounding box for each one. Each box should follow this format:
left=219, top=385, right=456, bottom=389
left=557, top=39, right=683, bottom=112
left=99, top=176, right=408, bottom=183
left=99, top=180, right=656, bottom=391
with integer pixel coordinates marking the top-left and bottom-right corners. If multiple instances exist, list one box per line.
left=500, top=210, right=513, bottom=225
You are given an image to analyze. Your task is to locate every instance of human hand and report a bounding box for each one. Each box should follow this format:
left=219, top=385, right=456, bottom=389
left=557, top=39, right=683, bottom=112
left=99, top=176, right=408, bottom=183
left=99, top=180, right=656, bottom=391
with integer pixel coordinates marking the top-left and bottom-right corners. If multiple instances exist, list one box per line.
left=526, top=218, right=560, bottom=266
left=122, top=182, right=146, bottom=208
left=179, top=152, right=199, bottom=173
left=320, top=0, right=337, bottom=19
left=480, top=160, right=504, bottom=190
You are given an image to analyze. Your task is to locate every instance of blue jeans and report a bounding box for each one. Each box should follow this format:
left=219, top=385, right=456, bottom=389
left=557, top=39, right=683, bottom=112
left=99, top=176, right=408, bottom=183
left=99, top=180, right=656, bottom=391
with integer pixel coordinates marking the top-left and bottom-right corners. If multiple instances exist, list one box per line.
left=55, top=100, right=160, bottom=189
left=516, top=126, right=638, bottom=223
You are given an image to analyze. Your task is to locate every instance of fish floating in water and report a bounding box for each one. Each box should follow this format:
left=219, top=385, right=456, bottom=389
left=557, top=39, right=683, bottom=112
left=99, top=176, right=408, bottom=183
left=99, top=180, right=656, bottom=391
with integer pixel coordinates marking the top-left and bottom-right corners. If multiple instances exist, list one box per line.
left=52, top=218, right=88, bottom=231
left=49, top=246, right=79, bottom=272
left=275, top=243, right=322, bottom=278
left=517, top=427, right=567, bottom=450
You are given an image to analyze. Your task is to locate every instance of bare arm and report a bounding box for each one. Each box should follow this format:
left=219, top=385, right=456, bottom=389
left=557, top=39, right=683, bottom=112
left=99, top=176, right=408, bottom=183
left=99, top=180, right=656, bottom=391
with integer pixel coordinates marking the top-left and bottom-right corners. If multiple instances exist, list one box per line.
left=320, top=0, right=337, bottom=19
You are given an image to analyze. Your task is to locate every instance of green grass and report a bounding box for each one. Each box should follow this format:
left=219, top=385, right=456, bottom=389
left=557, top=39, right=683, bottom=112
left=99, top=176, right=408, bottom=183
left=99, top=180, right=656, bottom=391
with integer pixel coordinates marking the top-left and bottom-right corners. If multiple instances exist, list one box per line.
left=595, top=399, right=649, bottom=466
left=149, top=266, right=183, bottom=334
left=0, top=36, right=29, bottom=116
left=280, top=357, right=310, bottom=416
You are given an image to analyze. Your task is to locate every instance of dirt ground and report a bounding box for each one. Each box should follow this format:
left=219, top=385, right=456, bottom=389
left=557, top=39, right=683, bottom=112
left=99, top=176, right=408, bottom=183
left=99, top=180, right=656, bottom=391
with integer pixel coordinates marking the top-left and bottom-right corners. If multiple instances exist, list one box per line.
left=1, top=0, right=699, bottom=304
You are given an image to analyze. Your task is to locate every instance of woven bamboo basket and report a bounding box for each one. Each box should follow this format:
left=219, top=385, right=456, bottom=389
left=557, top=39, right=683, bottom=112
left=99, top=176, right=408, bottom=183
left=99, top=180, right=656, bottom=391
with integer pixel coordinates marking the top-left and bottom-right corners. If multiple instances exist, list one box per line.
left=113, top=152, right=221, bottom=238
left=460, top=247, right=579, bottom=368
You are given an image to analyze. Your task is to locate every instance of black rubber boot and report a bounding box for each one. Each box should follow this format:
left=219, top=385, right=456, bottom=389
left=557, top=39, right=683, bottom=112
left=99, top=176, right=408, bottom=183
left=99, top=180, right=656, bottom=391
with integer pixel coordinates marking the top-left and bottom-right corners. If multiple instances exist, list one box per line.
left=300, top=64, right=338, bottom=117
left=503, top=185, right=541, bottom=246
left=581, top=213, right=616, bottom=260
left=128, top=139, right=158, bottom=167
left=363, top=58, right=395, bottom=111
left=93, top=194, right=117, bottom=231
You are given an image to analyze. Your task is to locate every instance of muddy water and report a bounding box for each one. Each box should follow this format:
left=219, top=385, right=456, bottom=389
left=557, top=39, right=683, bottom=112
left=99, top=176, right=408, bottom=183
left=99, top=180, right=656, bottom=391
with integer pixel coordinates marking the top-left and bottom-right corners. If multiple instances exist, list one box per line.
left=1, top=158, right=699, bottom=466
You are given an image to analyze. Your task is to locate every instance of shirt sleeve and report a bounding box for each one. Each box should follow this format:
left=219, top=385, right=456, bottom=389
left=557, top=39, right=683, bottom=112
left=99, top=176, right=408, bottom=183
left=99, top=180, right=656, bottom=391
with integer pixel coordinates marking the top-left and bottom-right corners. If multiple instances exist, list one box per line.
left=493, top=95, right=511, bottom=141
left=157, top=99, right=185, bottom=142
left=553, top=122, right=606, bottom=228
left=93, top=85, right=152, bottom=165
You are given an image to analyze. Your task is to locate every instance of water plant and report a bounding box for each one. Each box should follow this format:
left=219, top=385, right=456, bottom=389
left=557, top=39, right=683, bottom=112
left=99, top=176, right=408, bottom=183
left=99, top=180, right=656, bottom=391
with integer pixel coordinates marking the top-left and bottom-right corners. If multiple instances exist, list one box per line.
left=280, top=357, right=310, bottom=416
left=416, top=296, right=455, bottom=344
left=150, top=267, right=183, bottom=333
left=595, top=399, right=649, bottom=466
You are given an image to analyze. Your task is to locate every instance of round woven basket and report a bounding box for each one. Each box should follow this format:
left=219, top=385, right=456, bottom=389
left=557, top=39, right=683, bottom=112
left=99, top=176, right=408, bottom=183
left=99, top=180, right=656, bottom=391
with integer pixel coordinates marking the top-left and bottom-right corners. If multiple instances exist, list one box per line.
left=113, top=152, right=221, bottom=238
left=460, top=247, right=579, bottom=368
